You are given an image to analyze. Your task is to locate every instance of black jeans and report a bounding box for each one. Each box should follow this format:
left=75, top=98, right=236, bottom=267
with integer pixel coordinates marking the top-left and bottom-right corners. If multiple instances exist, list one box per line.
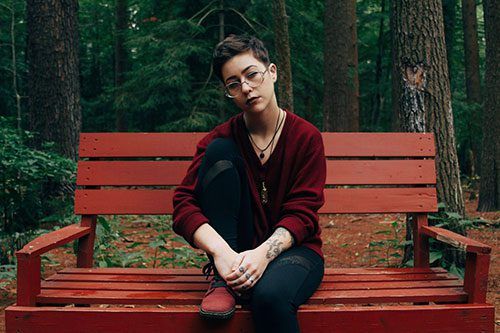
left=195, top=138, right=324, bottom=333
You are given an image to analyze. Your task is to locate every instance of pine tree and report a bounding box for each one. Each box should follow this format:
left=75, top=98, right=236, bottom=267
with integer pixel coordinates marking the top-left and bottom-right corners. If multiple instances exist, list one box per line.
left=478, top=0, right=500, bottom=211
left=26, top=0, right=81, bottom=160
left=323, top=0, right=359, bottom=131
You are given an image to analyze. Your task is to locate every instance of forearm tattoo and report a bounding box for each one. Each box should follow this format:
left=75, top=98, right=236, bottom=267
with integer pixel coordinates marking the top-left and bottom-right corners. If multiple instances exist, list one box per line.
left=264, top=227, right=295, bottom=260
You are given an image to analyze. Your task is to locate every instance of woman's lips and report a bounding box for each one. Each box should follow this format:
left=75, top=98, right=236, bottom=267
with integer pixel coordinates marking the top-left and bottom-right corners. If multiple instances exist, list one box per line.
left=246, top=97, right=260, bottom=105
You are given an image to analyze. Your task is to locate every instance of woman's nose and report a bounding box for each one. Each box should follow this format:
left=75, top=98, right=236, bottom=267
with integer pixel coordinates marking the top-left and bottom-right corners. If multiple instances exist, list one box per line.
left=241, top=81, right=253, bottom=94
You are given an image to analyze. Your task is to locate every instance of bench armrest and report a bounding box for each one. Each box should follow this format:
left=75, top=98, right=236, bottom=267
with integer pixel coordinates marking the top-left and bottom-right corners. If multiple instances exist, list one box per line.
left=420, top=225, right=491, bottom=303
left=16, top=224, right=92, bottom=258
left=16, top=223, right=93, bottom=306
left=420, top=225, right=491, bottom=254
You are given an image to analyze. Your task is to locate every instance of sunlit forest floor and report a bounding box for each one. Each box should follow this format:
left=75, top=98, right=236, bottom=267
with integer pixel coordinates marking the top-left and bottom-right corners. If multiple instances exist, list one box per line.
left=1, top=188, right=498, bottom=332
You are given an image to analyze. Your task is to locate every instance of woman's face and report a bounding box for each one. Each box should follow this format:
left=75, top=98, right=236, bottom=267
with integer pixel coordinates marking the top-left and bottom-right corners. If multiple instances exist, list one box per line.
left=221, top=51, right=277, bottom=114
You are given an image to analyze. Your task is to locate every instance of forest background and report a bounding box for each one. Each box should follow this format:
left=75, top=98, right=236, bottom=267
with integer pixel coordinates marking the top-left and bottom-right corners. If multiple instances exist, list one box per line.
left=0, top=0, right=498, bottom=303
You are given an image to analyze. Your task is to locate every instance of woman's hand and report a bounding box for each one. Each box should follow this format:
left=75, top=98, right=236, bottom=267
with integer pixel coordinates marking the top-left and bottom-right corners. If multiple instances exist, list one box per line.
left=212, top=247, right=239, bottom=280
left=225, top=246, right=270, bottom=292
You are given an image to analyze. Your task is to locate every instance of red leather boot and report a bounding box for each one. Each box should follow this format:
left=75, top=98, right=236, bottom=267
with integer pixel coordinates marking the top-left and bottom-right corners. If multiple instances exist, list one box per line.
left=199, top=262, right=236, bottom=319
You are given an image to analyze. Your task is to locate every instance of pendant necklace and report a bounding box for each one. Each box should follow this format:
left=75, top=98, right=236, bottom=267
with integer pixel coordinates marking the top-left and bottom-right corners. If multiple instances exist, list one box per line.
left=245, top=109, right=283, bottom=160
left=244, top=109, right=285, bottom=205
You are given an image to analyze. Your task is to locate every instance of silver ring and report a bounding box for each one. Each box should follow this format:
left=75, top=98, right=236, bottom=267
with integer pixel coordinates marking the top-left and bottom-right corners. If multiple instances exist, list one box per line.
left=249, top=277, right=255, bottom=283
left=245, top=272, right=252, bottom=280
left=239, top=266, right=245, bottom=273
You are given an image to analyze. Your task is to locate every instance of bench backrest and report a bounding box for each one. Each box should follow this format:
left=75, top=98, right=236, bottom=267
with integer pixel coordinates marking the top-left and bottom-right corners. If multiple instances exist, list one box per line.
left=75, top=133, right=438, bottom=215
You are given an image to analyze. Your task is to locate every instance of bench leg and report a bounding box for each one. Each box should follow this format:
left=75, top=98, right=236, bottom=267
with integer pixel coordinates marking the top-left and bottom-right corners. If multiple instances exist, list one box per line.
left=77, top=215, right=97, bottom=268
left=464, top=252, right=490, bottom=303
left=413, top=213, right=429, bottom=268
left=16, top=254, right=41, bottom=306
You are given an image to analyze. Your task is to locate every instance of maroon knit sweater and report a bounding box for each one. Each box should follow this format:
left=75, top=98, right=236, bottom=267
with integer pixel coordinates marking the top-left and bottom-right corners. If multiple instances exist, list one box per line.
left=172, top=109, right=326, bottom=260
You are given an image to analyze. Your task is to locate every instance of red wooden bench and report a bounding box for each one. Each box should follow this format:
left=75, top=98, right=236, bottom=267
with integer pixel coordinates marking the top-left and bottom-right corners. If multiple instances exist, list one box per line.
left=6, top=132, right=494, bottom=332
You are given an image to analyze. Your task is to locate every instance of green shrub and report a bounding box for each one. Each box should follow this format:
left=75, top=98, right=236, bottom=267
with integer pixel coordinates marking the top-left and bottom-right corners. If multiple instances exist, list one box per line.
left=0, top=117, right=76, bottom=264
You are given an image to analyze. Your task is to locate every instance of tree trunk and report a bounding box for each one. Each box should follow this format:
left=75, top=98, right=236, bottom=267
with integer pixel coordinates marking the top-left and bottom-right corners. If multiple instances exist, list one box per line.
left=272, top=0, right=294, bottom=112
left=26, top=0, right=81, bottom=160
left=392, top=0, right=465, bottom=216
left=7, top=0, right=22, bottom=131
left=323, top=0, right=359, bottom=131
left=371, top=0, right=386, bottom=130
left=442, top=0, right=457, bottom=84
left=218, top=0, right=226, bottom=120
left=392, top=0, right=466, bottom=266
left=460, top=0, right=482, bottom=177
left=461, top=0, right=482, bottom=103
left=478, top=0, right=500, bottom=211
left=114, top=0, right=128, bottom=131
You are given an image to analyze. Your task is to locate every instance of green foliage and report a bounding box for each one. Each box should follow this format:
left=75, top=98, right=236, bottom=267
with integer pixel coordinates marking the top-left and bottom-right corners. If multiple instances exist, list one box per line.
left=368, top=220, right=404, bottom=266
left=91, top=216, right=145, bottom=268
left=0, top=117, right=76, bottom=234
left=0, top=117, right=76, bottom=264
left=91, top=215, right=206, bottom=269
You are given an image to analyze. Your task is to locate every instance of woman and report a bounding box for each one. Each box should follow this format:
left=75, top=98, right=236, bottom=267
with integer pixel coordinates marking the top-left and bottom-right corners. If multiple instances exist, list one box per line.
left=172, top=35, right=326, bottom=333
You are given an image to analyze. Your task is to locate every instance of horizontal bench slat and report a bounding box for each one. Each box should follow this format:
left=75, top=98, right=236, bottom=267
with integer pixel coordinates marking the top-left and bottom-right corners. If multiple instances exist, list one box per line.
left=79, top=133, right=435, bottom=158
left=74, top=188, right=438, bottom=214
left=46, top=272, right=457, bottom=283
left=79, top=133, right=203, bottom=158
left=6, top=304, right=494, bottom=333
left=76, top=160, right=436, bottom=186
left=41, top=279, right=462, bottom=292
left=36, top=287, right=467, bottom=305
left=57, top=267, right=447, bottom=276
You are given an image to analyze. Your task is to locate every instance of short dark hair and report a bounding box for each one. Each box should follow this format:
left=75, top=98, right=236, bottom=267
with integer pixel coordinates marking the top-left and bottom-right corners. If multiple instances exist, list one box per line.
left=212, top=35, right=270, bottom=82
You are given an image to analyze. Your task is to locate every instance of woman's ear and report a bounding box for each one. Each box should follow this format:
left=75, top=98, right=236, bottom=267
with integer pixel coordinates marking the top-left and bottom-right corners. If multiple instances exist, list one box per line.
left=269, top=63, right=277, bottom=82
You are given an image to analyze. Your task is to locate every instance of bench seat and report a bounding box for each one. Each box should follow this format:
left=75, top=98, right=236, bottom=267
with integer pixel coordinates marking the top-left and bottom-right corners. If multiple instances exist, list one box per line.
left=36, top=267, right=469, bottom=305
left=7, top=267, right=494, bottom=332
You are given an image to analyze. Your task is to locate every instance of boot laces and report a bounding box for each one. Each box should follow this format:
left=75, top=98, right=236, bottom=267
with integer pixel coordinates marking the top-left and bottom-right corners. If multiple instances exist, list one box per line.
left=202, top=262, right=227, bottom=288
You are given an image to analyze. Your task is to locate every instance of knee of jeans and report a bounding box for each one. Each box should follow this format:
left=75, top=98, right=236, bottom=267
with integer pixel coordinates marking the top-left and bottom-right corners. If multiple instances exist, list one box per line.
left=251, top=285, right=295, bottom=315
left=205, top=138, right=239, bottom=162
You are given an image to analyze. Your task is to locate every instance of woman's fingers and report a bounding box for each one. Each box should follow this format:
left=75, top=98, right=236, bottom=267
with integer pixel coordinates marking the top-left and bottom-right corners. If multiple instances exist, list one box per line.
left=226, top=255, right=246, bottom=281
left=229, top=265, right=259, bottom=290
left=231, top=253, right=245, bottom=272
left=232, top=272, right=259, bottom=291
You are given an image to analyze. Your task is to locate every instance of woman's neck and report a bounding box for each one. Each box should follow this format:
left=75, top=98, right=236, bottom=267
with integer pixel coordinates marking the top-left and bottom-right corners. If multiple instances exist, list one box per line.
left=243, top=104, right=282, bottom=137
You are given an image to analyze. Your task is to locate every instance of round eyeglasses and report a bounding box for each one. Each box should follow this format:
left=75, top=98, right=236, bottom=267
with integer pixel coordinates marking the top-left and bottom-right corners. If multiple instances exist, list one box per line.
left=224, top=69, right=268, bottom=98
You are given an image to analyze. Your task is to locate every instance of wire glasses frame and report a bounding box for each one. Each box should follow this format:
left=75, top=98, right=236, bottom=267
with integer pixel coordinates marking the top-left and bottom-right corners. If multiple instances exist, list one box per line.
left=224, top=68, right=269, bottom=98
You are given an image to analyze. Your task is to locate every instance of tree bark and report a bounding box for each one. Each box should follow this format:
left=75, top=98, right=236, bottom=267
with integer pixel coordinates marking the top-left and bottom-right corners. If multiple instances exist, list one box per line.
left=460, top=0, right=482, bottom=177
left=26, top=0, right=81, bottom=160
left=478, top=0, right=500, bottom=211
left=114, top=0, right=128, bottom=131
left=442, top=0, right=457, bottom=84
left=391, top=0, right=465, bottom=216
left=218, top=0, right=226, bottom=120
left=461, top=0, right=482, bottom=103
left=371, top=0, right=386, bottom=129
left=323, top=0, right=359, bottom=131
left=6, top=0, right=22, bottom=131
left=272, top=0, right=294, bottom=112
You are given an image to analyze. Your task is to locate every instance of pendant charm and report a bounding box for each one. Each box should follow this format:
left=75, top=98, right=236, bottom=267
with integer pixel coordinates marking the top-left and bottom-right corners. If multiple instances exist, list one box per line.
left=259, top=152, right=265, bottom=159
left=260, top=181, right=268, bottom=204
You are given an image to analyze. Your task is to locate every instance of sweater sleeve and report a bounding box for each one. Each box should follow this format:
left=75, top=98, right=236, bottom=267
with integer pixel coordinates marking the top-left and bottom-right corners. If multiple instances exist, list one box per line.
left=172, top=135, right=213, bottom=248
left=274, top=130, right=326, bottom=246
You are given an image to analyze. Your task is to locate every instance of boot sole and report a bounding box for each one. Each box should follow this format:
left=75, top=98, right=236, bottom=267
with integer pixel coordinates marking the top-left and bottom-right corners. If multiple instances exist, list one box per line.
left=199, top=307, right=235, bottom=320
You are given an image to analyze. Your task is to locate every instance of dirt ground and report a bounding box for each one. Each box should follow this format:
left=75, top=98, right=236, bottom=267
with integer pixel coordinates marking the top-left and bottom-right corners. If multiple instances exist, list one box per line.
left=1, top=191, right=498, bottom=332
